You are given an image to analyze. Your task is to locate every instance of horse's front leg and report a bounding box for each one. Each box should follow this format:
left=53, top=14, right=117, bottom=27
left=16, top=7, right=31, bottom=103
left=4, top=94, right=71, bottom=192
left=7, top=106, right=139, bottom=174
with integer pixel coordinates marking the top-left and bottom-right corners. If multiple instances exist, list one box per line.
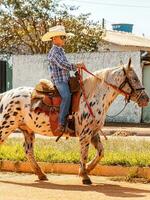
left=23, top=130, right=48, bottom=181
left=86, top=133, right=104, bottom=173
left=79, top=134, right=92, bottom=185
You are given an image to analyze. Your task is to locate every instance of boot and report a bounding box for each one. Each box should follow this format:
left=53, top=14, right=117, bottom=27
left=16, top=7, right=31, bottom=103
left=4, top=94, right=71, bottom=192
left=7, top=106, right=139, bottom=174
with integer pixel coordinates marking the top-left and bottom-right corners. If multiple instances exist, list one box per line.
left=55, top=124, right=65, bottom=133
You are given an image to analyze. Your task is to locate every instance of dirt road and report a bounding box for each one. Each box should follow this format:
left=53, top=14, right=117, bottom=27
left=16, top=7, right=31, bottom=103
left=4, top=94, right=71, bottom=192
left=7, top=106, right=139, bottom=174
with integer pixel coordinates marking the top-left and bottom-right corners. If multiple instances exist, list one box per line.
left=0, top=172, right=150, bottom=200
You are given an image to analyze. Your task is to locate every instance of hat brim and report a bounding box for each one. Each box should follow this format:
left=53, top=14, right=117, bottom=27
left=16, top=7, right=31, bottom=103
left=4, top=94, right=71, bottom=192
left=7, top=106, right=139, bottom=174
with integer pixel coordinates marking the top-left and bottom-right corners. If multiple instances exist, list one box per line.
left=41, top=32, right=74, bottom=42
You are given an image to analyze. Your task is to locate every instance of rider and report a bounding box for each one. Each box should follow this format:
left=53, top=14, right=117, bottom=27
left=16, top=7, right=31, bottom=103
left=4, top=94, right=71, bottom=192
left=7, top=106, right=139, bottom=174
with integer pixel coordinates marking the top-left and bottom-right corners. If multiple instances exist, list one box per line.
left=42, top=25, right=85, bottom=133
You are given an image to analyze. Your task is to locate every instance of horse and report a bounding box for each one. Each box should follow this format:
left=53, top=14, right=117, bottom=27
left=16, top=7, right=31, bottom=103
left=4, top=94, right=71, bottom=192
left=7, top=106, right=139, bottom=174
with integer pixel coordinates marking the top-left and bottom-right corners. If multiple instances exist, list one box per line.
left=0, top=59, right=149, bottom=184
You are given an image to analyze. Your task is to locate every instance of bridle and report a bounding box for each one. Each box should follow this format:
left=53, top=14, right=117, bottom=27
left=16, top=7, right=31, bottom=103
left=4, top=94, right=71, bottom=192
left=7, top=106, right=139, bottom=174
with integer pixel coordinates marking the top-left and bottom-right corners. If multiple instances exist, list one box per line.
left=105, top=67, right=145, bottom=103
left=77, top=66, right=145, bottom=139
left=104, top=67, right=145, bottom=118
left=78, top=66, right=145, bottom=118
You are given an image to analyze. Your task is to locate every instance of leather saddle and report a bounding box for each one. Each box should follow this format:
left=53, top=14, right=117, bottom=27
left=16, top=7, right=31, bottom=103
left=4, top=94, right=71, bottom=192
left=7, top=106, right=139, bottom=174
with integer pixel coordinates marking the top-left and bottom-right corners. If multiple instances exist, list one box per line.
left=31, top=76, right=81, bottom=137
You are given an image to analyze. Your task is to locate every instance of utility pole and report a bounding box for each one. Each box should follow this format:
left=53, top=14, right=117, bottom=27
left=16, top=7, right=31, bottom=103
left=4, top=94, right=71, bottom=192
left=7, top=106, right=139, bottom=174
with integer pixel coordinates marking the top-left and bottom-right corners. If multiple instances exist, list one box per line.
left=102, top=18, right=105, bottom=29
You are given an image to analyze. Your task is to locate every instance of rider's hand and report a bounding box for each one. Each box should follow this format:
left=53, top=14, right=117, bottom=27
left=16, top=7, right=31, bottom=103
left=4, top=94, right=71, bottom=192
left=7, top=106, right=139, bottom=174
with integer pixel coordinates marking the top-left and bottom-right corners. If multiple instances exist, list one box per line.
left=76, top=63, right=86, bottom=69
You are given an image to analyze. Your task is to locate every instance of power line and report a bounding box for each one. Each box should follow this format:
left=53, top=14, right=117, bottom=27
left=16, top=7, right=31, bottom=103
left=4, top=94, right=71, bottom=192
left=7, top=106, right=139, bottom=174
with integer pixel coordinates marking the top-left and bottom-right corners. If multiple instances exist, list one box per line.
left=68, top=0, right=150, bottom=9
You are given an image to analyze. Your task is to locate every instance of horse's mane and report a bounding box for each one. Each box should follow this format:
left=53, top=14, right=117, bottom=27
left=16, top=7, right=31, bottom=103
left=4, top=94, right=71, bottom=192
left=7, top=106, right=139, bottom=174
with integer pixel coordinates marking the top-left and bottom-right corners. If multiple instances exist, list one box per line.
left=83, top=65, right=125, bottom=98
left=0, top=92, right=5, bottom=103
left=83, top=68, right=110, bottom=98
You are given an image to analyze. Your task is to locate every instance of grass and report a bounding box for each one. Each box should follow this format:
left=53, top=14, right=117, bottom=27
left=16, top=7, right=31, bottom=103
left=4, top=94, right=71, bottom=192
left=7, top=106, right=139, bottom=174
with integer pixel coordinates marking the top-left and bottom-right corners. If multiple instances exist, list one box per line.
left=1, top=136, right=150, bottom=167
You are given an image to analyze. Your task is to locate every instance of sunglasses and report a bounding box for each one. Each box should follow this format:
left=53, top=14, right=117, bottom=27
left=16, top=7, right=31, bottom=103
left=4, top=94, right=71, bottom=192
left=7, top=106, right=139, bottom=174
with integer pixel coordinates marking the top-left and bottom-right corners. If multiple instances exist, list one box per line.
left=60, top=35, right=66, bottom=40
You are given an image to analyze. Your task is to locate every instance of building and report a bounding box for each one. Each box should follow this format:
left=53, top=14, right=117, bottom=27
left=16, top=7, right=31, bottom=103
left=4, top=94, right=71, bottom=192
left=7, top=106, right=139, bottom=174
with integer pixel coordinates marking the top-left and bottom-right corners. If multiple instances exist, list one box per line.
left=98, top=30, right=150, bottom=123
left=99, top=30, right=150, bottom=52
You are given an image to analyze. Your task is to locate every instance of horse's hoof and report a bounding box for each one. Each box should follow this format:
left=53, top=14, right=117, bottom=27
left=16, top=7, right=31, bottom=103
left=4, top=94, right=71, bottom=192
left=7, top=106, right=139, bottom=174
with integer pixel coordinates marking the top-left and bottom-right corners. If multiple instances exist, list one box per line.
left=39, top=175, right=48, bottom=181
left=82, top=179, right=92, bottom=185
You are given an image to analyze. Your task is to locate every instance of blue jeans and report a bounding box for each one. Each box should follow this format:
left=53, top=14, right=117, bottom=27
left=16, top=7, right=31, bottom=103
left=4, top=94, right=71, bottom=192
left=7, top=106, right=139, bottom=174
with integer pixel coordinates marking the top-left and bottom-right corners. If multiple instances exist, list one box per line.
left=55, top=81, right=71, bottom=126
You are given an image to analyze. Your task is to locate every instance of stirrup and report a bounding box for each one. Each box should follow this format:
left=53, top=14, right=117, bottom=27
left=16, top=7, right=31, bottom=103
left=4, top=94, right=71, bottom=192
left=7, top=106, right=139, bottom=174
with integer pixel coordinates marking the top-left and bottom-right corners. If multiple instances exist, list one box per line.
left=55, top=132, right=64, bottom=142
left=55, top=125, right=65, bottom=142
left=55, top=124, right=74, bottom=142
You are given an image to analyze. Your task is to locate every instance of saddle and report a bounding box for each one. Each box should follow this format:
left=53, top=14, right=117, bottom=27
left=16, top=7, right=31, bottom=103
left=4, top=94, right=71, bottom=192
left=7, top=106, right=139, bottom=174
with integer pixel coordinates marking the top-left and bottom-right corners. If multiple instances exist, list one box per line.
left=31, top=75, right=81, bottom=138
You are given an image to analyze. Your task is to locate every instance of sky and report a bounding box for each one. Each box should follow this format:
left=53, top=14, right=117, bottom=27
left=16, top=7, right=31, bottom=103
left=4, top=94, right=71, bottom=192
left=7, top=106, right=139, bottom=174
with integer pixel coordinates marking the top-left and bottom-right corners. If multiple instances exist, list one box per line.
left=60, top=0, right=150, bottom=37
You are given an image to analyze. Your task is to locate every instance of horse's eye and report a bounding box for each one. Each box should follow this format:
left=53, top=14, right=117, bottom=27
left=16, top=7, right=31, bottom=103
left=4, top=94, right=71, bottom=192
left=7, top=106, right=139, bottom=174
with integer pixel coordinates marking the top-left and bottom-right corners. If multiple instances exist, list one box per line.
left=133, top=77, right=138, bottom=82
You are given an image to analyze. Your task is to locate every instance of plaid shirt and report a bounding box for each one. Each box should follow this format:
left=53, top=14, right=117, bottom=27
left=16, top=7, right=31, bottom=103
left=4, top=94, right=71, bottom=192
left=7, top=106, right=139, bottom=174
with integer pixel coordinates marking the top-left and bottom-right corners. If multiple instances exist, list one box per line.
left=48, top=45, right=76, bottom=85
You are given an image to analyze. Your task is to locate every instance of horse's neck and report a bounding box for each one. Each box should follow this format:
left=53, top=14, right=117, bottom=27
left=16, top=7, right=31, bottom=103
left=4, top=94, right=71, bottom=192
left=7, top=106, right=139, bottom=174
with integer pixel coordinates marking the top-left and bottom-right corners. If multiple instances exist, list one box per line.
left=95, top=68, right=125, bottom=114
left=95, top=81, right=118, bottom=114
left=82, top=76, right=98, bottom=99
left=84, top=68, right=124, bottom=115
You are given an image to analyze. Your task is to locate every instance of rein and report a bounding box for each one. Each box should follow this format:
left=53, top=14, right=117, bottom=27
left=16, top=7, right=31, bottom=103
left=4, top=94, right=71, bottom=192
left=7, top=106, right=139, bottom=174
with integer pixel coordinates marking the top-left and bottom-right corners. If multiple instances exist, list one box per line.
left=78, top=66, right=131, bottom=102
left=79, top=66, right=131, bottom=101
left=106, top=101, right=128, bottom=118
left=78, top=67, right=108, bottom=140
left=78, top=66, right=145, bottom=119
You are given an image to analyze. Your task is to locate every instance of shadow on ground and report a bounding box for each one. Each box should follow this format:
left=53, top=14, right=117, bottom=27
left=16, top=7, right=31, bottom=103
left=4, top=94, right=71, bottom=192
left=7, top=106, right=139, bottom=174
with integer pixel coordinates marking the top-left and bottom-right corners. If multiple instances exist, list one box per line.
left=0, top=178, right=150, bottom=198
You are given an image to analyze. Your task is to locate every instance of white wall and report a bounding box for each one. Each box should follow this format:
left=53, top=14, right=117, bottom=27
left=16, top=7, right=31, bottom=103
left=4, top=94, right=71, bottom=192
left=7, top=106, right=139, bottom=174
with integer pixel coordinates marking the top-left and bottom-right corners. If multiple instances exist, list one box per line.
left=69, top=51, right=142, bottom=123
left=12, top=51, right=142, bottom=123
left=12, top=54, right=49, bottom=87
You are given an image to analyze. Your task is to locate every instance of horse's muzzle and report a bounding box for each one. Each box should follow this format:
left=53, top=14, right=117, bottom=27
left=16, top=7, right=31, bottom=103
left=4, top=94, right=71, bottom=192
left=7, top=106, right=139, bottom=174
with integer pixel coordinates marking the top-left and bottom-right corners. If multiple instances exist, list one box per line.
left=138, top=93, right=149, bottom=107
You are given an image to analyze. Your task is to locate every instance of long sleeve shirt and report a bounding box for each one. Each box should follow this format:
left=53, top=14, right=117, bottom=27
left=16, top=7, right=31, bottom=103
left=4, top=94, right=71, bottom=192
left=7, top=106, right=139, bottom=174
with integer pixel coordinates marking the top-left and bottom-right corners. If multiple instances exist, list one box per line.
left=48, top=45, right=76, bottom=85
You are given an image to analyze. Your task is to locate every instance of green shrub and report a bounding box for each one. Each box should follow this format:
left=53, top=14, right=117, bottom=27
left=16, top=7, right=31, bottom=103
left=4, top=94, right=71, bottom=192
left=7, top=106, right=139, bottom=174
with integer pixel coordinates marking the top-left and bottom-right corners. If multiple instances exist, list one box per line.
left=1, top=137, right=150, bottom=166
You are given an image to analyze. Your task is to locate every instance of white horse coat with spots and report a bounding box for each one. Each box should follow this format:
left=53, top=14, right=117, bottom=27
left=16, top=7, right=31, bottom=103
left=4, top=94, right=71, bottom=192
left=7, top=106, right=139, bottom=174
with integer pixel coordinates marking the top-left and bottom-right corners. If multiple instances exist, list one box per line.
left=0, top=60, right=149, bottom=184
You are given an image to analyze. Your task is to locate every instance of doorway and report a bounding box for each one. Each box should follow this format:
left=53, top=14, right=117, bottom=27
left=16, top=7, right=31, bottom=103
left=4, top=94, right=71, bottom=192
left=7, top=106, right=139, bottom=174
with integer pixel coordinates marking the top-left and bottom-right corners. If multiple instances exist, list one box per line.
left=0, top=60, right=6, bottom=93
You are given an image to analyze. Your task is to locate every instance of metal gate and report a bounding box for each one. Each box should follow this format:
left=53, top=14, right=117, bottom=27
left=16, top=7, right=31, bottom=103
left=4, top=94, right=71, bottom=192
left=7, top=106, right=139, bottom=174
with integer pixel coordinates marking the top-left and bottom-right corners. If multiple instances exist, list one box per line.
left=0, top=60, right=6, bottom=93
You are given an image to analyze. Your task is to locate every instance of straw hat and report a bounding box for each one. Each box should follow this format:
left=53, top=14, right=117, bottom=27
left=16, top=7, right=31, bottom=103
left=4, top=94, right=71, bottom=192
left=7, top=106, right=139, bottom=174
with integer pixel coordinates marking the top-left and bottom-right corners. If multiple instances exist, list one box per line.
left=41, top=25, right=74, bottom=42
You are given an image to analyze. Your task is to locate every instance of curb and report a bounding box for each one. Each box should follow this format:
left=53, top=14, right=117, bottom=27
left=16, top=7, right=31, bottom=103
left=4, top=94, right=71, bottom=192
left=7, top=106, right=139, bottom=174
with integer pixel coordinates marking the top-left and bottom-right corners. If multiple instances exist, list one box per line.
left=103, top=127, right=150, bottom=136
left=1, top=160, right=150, bottom=179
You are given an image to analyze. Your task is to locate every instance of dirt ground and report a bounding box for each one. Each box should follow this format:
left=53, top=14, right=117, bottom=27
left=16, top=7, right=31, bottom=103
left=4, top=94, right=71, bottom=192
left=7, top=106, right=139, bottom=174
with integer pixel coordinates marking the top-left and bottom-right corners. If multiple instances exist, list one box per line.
left=0, top=172, right=150, bottom=200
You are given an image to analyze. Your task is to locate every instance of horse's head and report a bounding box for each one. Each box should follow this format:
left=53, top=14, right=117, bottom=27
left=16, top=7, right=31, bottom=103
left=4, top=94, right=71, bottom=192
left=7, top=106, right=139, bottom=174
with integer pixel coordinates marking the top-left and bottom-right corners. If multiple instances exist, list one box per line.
left=104, top=58, right=149, bottom=107
left=118, top=58, right=149, bottom=107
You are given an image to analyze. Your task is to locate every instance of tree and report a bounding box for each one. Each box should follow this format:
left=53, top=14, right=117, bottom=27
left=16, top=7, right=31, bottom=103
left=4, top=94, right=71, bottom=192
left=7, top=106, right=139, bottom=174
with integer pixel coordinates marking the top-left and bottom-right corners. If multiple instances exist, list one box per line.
left=0, top=0, right=103, bottom=54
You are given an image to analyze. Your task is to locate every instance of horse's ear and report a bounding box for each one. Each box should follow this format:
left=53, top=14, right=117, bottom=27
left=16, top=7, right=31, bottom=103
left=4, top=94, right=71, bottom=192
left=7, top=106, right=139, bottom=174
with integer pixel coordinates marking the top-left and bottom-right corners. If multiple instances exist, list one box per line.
left=127, top=58, right=131, bottom=69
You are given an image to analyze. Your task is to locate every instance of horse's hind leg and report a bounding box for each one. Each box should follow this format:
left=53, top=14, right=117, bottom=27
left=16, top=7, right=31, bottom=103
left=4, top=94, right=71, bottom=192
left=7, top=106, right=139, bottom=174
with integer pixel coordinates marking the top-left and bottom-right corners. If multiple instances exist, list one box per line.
left=0, top=117, right=17, bottom=144
left=22, top=129, right=48, bottom=181
left=86, top=133, right=104, bottom=173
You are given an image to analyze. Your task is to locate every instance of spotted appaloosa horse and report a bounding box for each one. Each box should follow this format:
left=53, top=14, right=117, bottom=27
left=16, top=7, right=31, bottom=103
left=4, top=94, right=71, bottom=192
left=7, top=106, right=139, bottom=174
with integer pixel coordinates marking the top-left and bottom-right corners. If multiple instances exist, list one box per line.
left=0, top=59, right=149, bottom=184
